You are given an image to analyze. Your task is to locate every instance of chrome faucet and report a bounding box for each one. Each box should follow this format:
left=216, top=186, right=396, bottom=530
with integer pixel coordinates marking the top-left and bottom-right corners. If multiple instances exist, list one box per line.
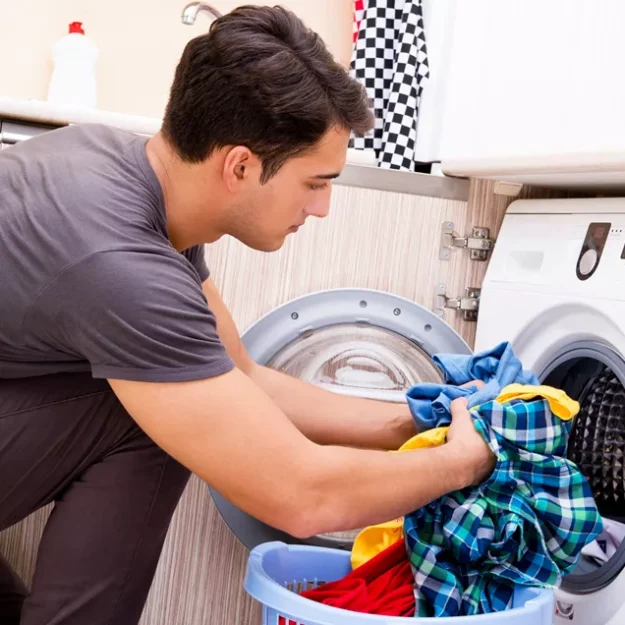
left=181, top=2, right=222, bottom=25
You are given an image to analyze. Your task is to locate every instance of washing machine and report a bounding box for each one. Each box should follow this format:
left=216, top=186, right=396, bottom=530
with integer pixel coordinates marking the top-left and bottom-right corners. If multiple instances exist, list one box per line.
left=474, top=197, right=625, bottom=625
left=211, top=196, right=625, bottom=623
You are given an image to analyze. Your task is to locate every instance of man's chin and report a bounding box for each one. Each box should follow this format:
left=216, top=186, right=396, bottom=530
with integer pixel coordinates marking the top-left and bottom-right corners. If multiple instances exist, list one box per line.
left=264, top=237, right=287, bottom=252
left=243, top=235, right=286, bottom=253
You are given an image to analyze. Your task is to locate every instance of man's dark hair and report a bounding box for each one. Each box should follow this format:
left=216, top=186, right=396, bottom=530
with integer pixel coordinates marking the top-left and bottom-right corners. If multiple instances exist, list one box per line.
left=162, top=5, right=374, bottom=182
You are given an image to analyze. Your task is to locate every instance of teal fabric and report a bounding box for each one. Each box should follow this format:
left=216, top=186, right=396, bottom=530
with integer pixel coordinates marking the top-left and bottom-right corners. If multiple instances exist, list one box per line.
left=404, top=350, right=603, bottom=617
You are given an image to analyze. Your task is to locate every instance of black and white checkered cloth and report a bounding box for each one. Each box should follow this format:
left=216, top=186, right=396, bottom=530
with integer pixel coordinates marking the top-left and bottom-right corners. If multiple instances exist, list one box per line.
left=350, top=0, right=429, bottom=171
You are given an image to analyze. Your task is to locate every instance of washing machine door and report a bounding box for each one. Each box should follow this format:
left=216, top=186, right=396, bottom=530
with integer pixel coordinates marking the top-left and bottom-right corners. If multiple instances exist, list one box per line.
left=209, top=288, right=470, bottom=550
left=536, top=341, right=625, bottom=595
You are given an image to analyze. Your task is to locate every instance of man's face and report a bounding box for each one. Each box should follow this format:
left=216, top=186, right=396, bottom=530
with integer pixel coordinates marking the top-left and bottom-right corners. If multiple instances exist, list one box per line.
left=228, top=126, right=350, bottom=252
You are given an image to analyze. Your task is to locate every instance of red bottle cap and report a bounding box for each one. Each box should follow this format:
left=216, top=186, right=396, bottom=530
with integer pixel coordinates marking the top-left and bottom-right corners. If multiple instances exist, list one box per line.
left=69, top=22, right=85, bottom=35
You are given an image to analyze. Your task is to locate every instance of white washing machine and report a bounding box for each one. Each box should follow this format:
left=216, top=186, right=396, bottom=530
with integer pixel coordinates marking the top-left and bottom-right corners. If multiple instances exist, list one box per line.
left=474, top=197, right=625, bottom=625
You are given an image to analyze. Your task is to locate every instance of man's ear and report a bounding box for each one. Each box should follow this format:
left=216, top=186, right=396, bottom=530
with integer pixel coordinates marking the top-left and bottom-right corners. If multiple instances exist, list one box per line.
left=223, top=146, right=253, bottom=191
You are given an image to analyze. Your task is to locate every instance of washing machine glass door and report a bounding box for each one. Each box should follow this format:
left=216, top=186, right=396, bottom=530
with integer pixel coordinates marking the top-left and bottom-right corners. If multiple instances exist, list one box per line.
left=210, top=288, right=471, bottom=551
left=265, top=322, right=444, bottom=403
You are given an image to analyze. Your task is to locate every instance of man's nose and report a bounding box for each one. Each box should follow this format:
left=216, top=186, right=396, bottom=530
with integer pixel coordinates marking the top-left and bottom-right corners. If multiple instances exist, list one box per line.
left=305, top=192, right=331, bottom=219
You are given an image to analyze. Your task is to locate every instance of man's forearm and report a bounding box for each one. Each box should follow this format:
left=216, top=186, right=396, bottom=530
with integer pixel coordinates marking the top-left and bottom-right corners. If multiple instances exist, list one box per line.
left=301, top=440, right=472, bottom=537
left=248, top=363, right=416, bottom=449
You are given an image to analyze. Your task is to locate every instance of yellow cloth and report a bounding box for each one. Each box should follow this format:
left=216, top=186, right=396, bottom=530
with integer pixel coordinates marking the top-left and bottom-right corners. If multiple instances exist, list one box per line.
left=350, top=518, right=404, bottom=570
left=350, top=385, right=579, bottom=570
left=496, top=384, right=579, bottom=420
left=398, top=426, right=449, bottom=451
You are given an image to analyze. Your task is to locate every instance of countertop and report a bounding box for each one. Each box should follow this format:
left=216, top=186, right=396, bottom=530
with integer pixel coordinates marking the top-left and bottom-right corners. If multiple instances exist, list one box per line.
left=0, top=96, right=470, bottom=201
left=0, top=96, right=162, bottom=135
left=0, top=96, right=377, bottom=166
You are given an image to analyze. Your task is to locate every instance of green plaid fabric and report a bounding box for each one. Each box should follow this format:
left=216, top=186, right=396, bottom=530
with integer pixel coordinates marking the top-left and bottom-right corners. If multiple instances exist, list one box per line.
left=404, top=396, right=603, bottom=617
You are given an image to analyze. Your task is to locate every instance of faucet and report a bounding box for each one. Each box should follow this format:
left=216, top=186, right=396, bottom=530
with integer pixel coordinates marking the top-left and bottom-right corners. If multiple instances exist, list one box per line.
left=181, top=2, right=222, bottom=25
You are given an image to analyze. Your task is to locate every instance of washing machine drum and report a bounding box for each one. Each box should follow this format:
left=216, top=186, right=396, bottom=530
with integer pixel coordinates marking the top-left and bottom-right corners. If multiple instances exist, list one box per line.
left=550, top=360, right=625, bottom=593
left=568, top=366, right=625, bottom=518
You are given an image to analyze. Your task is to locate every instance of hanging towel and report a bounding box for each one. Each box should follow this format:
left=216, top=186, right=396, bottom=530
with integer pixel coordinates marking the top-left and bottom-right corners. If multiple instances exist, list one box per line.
left=300, top=539, right=415, bottom=617
left=404, top=355, right=603, bottom=617
left=350, top=0, right=429, bottom=170
left=406, top=341, right=538, bottom=432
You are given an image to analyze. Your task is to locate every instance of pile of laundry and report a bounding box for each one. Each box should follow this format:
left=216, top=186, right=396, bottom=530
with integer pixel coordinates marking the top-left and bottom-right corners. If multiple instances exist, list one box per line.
left=300, top=342, right=604, bottom=617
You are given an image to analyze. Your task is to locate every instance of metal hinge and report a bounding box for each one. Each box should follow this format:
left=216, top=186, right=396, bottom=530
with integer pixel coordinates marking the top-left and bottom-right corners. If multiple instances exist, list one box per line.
left=439, top=222, right=495, bottom=261
left=434, top=284, right=481, bottom=321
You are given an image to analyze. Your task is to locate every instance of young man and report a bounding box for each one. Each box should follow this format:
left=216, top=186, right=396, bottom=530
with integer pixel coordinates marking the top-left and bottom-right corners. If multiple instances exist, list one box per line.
left=0, top=6, right=494, bottom=625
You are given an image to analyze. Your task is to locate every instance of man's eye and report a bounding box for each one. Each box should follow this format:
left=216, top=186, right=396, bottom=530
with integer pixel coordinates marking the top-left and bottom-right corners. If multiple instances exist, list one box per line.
left=309, top=183, right=328, bottom=191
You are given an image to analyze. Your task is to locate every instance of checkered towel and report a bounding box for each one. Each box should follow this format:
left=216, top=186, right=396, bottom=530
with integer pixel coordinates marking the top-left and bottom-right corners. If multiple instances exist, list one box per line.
left=350, top=0, right=429, bottom=170
left=404, top=395, right=603, bottom=616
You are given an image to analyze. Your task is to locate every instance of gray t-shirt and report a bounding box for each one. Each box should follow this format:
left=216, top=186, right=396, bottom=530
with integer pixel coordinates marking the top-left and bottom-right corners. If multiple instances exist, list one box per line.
left=0, top=123, right=234, bottom=381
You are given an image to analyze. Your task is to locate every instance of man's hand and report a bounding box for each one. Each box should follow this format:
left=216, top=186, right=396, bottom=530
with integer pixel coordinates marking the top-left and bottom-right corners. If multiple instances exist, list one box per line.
left=446, top=397, right=496, bottom=486
left=460, top=379, right=485, bottom=391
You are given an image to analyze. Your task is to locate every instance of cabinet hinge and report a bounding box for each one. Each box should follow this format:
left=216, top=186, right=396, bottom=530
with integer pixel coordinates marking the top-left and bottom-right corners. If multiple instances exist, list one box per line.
left=435, top=284, right=481, bottom=321
left=439, top=222, right=495, bottom=261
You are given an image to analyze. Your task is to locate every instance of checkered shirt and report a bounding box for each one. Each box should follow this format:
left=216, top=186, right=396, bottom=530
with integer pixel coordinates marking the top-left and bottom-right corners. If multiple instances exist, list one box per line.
left=404, top=396, right=603, bottom=617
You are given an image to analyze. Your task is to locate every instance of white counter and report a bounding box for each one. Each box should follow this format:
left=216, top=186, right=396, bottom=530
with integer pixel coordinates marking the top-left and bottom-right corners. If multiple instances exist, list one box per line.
left=0, top=95, right=472, bottom=200
left=0, top=96, right=161, bottom=135
left=0, top=96, right=377, bottom=167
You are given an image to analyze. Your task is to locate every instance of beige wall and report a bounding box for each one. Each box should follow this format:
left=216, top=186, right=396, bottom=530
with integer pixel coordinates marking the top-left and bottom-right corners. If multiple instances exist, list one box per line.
left=0, top=1, right=353, bottom=119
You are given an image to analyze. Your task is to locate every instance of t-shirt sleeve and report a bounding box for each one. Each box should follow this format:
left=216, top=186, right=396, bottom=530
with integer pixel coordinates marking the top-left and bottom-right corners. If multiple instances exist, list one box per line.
left=182, top=244, right=210, bottom=282
left=28, top=249, right=234, bottom=382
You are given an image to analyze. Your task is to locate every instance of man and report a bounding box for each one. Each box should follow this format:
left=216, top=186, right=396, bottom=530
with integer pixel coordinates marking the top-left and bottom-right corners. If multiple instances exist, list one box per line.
left=0, top=6, right=494, bottom=625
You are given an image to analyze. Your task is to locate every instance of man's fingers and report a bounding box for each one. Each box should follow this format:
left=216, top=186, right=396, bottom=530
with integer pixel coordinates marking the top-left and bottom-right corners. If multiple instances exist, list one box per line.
left=450, top=397, right=469, bottom=417
left=460, top=379, right=485, bottom=390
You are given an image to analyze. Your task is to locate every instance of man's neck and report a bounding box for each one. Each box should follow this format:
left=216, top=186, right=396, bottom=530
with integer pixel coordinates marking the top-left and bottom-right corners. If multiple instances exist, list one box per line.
left=145, top=132, right=225, bottom=251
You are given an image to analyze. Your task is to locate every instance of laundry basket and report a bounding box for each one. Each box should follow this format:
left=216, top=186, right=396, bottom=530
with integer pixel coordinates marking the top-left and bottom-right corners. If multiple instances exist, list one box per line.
left=244, top=542, right=555, bottom=625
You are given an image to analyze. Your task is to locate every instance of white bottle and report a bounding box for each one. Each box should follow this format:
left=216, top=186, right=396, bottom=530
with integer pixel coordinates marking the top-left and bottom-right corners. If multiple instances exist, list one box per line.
left=47, top=22, right=98, bottom=109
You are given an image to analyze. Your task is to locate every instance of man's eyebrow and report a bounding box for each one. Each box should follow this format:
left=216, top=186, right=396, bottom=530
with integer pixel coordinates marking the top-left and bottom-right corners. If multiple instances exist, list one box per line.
left=313, top=172, right=341, bottom=180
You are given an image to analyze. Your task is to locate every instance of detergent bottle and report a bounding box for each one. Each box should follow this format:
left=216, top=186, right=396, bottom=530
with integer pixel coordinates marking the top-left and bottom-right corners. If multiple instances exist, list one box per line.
left=47, top=21, right=98, bottom=108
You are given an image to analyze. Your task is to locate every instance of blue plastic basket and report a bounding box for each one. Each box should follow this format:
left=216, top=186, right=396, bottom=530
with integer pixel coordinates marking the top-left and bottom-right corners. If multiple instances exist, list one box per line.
left=244, top=542, right=555, bottom=625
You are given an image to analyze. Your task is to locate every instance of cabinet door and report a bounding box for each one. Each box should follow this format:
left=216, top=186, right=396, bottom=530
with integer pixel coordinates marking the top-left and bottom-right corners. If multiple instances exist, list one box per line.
left=440, top=0, right=625, bottom=162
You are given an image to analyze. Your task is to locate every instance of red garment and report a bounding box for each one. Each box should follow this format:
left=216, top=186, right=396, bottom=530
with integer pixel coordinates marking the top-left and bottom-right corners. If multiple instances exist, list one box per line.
left=353, top=0, right=366, bottom=43
left=299, top=539, right=415, bottom=617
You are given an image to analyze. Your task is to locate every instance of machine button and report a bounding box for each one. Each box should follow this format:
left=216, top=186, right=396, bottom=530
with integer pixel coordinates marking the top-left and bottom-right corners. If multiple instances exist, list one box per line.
left=579, top=248, right=598, bottom=275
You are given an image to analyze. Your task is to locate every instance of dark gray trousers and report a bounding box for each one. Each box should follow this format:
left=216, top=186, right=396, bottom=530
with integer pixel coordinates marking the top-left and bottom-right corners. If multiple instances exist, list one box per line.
left=0, top=372, right=191, bottom=624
